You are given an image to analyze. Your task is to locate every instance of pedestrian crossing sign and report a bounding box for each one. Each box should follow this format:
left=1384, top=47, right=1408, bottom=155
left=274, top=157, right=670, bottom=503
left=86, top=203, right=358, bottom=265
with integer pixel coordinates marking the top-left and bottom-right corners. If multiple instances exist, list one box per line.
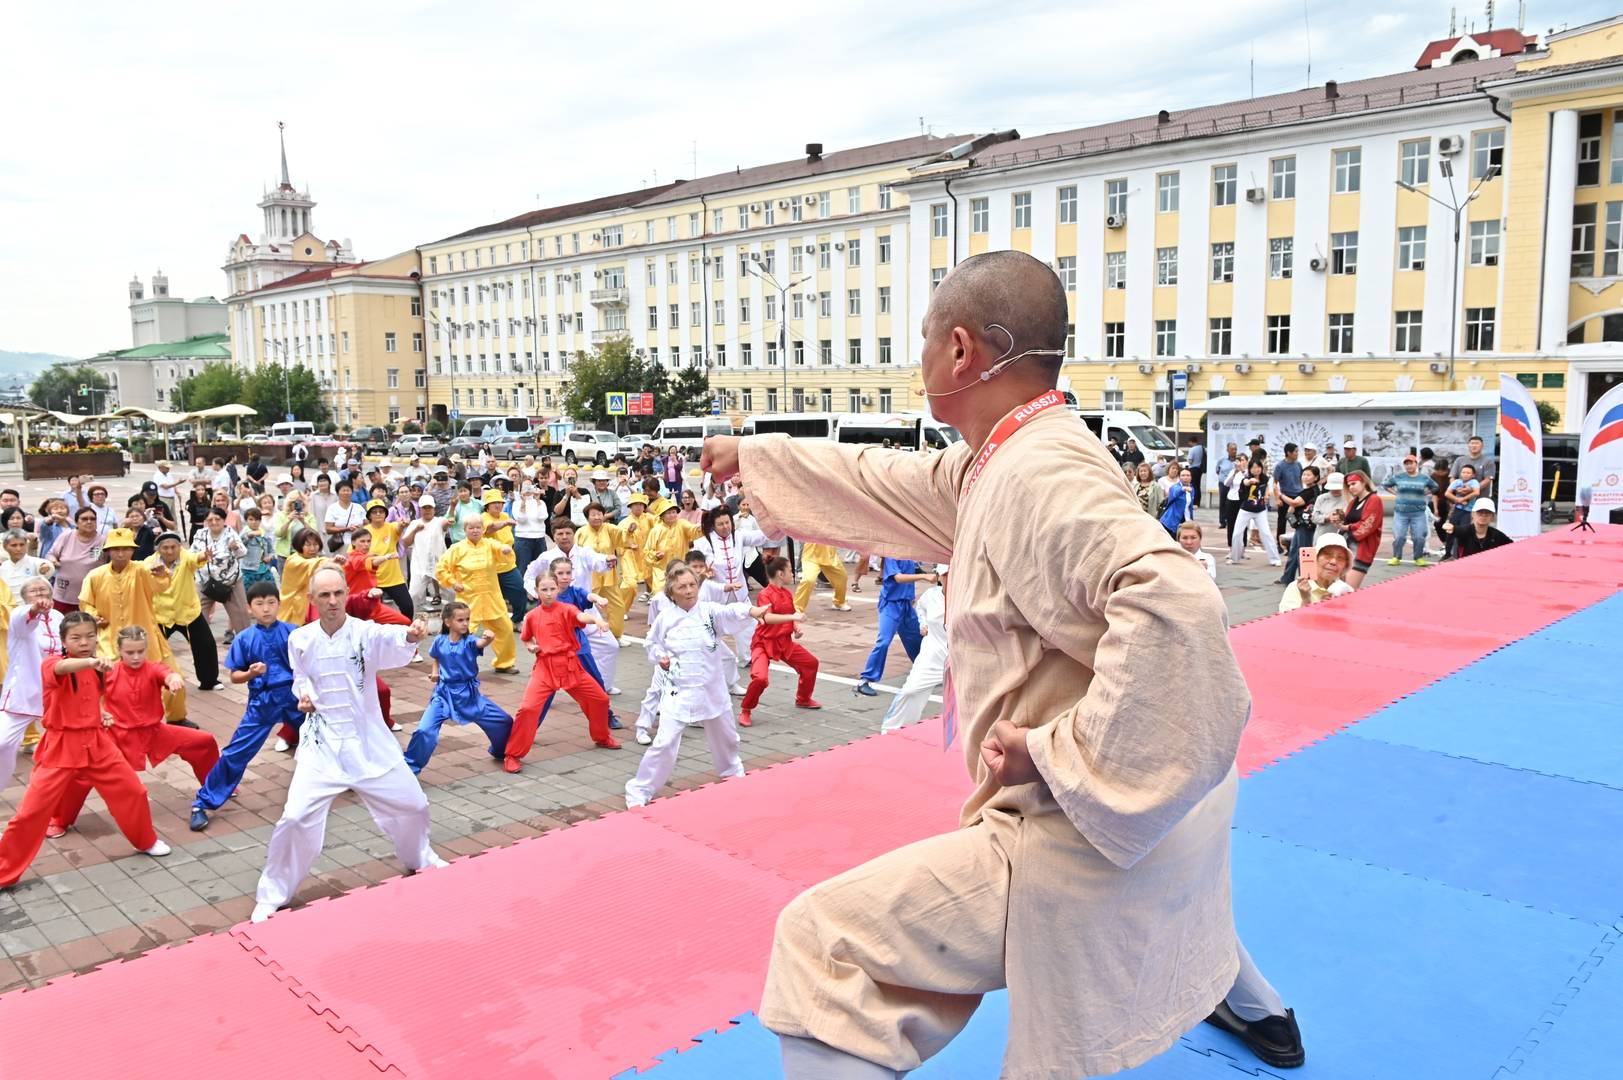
left=606, top=392, right=628, bottom=415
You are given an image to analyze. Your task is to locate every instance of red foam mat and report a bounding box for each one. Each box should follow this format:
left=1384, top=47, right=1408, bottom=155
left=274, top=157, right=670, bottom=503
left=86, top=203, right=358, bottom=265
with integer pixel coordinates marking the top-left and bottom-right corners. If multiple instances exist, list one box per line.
left=0, top=933, right=385, bottom=1079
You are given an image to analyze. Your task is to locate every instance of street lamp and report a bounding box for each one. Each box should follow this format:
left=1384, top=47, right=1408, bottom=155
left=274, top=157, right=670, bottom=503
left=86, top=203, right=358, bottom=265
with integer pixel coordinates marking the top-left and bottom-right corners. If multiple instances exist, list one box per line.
left=263, top=338, right=294, bottom=421
left=1396, top=159, right=1500, bottom=390
left=745, top=255, right=811, bottom=411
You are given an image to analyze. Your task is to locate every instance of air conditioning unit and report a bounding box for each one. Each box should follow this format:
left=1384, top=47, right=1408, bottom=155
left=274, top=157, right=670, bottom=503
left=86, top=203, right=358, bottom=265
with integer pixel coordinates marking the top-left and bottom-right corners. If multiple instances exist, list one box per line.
left=1483, top=254, right=1499, bottom=266
left=804, top=194, right=818, bottom=205
left=1105, top=213, right=1127, bottom=229
left=1298, top=361, right=1316, bottom=374
left=1429, top=361, right=1448, bottom=374
left=1438, top=134, right=1465, bottom=155
left=1245, top=187, right=1267, bottom=203
left=1309, top=256, right=1328, bottom=272
left=834, top=241, right=845, bottom=250
left=1185, top=362, right=1202, bottom=374
left=860, top=394, right=874, bottom=405
left=593, top=269, right=604, bottom=279
left=591, top=232, right=603, bottom=243
left=1137, top=363, right=1154, bottom=374
left=1410, top=260, right=1426, bottom=271
left=804, top=244, right=818, bottom=254
left=1234, top=362, right=1253, bottom=374
left=748, top=203, right=762, bottom=213
left=777, top=199, right=791, bottom=209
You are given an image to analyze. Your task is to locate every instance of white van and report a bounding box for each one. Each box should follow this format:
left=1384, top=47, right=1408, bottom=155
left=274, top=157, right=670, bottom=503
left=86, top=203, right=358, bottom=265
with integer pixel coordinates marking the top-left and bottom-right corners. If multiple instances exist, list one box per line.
left=458, top=415, right=532, bottom=440
left=747, top=412, right=839, bottom=440
left=651, top=416, right=736, bottom=454
left=1073, top=410, right=1177, bottom=462
left=269, top=420, right=316, bottom=441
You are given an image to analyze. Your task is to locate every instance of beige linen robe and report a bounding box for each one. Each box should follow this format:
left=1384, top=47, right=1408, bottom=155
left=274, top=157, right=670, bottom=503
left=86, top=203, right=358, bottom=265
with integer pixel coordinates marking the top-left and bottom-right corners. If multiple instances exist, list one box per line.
left=745, top=404, right=1250, bottom=1079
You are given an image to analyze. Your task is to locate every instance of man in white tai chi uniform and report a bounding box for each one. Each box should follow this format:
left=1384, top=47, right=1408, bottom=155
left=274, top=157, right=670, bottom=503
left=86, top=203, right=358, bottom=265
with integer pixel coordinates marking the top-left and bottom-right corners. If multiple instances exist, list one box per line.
left=251, top=566, right=445, bottom=922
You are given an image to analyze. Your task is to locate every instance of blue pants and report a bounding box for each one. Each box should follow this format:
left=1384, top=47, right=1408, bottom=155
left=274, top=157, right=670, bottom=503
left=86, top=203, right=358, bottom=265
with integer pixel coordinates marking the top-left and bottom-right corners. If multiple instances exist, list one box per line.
left=193, top=684, right=303, bottom=810
left=1391, top=511, right=1428, bottom=560
left=513, top=536, right=547, bottom=581
left=538, top=643, right=620, bottom=726
left=403, top=681, right=514, bottom=774
left=499, top=568, right=527, bottom=625
left=859, top=600, right=922, bottom=683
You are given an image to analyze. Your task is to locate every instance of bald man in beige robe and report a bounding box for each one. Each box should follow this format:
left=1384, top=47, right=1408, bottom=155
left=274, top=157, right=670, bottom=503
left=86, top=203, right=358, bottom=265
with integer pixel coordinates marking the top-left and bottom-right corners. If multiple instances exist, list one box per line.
left=703, top=251, right=1298, bottom=1079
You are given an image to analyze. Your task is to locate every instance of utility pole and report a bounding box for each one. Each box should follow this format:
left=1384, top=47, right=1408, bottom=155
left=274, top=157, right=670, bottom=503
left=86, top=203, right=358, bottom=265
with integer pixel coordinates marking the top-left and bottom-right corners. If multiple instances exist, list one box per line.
left=1397, top=158, right=1501, bottom=390
left=745, top=257, right=811, bottom=413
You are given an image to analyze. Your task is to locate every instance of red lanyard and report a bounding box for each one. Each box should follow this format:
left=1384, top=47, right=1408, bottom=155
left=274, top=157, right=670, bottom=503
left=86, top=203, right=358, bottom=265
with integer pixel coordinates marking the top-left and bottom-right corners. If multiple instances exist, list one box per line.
left=962, top=389, right=1066, bottom=496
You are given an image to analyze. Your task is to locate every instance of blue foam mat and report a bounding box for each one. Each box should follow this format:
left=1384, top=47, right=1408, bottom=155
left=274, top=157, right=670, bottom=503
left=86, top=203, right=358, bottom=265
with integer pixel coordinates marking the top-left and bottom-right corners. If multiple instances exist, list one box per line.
left=636, top=834, right=1606, bottom=1079
left=1499, top=926, right=1623, bottom=1079
left=1236, top=734, right=1623, bottom=925
left=1447, top=640, right=1617, bottom=706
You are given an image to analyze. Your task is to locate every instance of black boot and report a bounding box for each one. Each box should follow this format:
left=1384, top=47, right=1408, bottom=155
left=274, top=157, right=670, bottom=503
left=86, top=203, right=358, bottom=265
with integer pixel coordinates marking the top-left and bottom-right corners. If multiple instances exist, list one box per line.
left=1203, top=1002, right=1305, bottom=1068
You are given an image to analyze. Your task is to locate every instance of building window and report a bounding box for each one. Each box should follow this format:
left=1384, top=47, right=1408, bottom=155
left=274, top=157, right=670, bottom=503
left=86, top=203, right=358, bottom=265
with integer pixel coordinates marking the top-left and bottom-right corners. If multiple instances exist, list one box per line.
left=1330, top=231, right=1358, bottom=275
left=817, top=242, right=831, bottom=270
left=1400, top=138, right=1430, bottom=186
left=1579, top=113, right=1603, bottom=186
left=341, top=331, right=350, bottom=352
left=410, top=296, right=422, bottom=316
left=878, top=337, right=893, bottom=364
left=384, top=332, right=397, bottom=353
left=1105, top=251, right=1127, bottom=289
left=1152, top=390, right=1172, bottom=428
left=878, top=234, right=891, bottom=263
left=386, top=368, right=400, bottom=388
left=412, top=332, right=423, bottom=353
left=741, top=343, right=753, bottom=367
left=1394, top=310, right=1423, bottom=352
left=1065, top=323, right=1076, bottom=357
left=791, top=200, right=803, bottom=223
left=1573, top=204, right=1598, bottom=276
left=715, top=255, right=726, bottom=281
left=738, top=206, right=750, bottom=230
left=1213, top=164, right=1237, bottom=207
left=1057, top=185, right=1077, bottom=224
left=1156, top=172, right=1179, bottom=213
left=878, top=388, right=892, bottom=411
left=1102, top=389, right=1125, bottom=409
left=1056, top=256, right=1076, bottom=292
left=930, top=203, right=948, bottom=238
left=1469, top=219, right=1502, bottom=266
left=669, top=303, right=680, bottom=327
left=1156, top=246, right=1179, bottom=286
left=791, top=247, right=804, bottom=273
left=1612, top=112, right=1623, bottom=183
left=765, top=294, right=777, bottom=322
left=741, top=389, right=754, bottom=412
left=415, top=368, right=426, bottom=388
left=819, top=340, right=832, bottom=365
left=1266, top=314, right=1291, bottom=354
left=648, top=305, right=660, bottom=330
left=428, top=256, right=438, bottom=274
left=848, top=338, right=862, bottom=364
left=971, top=197, right=989, bottom=233
left=879, top=184, right=892, bottom=210
left=1209, top=317, right=1232, bottom=355
left=1471, top=129, right=1505, bottom=180
left=764, top=341, right=778, bottom=366
left=714, top=299, right=726, bottom=325
left=931, top=267, right=946, bottom=292
left=1465, top=307, right=1496, bottom=350
left=1103, top=322, right=1125, bottom=358
left=691, top=301, right=701, bottom=325
left=792, top=293, right=804, bottom=319
left=715, top=345, right=727, bottom=367
left=766, top=387, right=779, bottom=411
left=1398, top=225, right=1427, bottom=270
left=1269, top=237, right=1293, bottom=279
left=1106, top=178, right=1128, bottom=218
left=1333, top=147, right=1362, bottom=193
left=1211, top=242, right=1234, bottom=282
left=1270, top=156, right=1296, bottom=200
left=1327, top=313, right=1354, bottom=353
left=1012, top=192, right=1032, bottom=229
left=1604, top=203, right=1623, bottom=276
left=1154, top=319, right=1176, bottom=356
left=818, top=191, right=831, bottom=217
left=847, top=289, right=861, bottom=316
left=793, top=341, right=805, bottom=366
left=847, top=238, right=861, bottom=266
left=739, top=297, right=751, bottom=323
left=818, top=292, right=832, bottom=317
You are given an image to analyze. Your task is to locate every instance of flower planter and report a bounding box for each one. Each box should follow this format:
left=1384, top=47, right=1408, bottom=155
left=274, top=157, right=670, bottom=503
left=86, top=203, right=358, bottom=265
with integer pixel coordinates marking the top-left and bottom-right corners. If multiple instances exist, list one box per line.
left=22, top=450, right=127, bottom=481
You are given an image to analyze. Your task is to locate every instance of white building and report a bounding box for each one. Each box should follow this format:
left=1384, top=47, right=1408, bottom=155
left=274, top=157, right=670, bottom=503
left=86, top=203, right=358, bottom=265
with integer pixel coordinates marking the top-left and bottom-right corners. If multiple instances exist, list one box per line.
left=128, top=271, right=225, bottom=347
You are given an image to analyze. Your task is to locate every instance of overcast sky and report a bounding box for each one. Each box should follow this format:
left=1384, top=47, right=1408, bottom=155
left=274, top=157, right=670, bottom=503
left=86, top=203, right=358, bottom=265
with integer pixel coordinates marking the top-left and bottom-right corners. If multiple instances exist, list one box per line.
left=3, top=0, right=1609, bottom=357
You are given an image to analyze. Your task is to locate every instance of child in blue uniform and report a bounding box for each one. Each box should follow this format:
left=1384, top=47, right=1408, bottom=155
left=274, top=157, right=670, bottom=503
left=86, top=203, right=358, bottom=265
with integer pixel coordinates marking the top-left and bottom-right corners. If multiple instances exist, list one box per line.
left=853, top=557, right=928, bottom=696
left=402, top=601, right=514, bottom=773
left=189, top=580, right=302, bottom=831
left=539, top=557, right=624, bottom=729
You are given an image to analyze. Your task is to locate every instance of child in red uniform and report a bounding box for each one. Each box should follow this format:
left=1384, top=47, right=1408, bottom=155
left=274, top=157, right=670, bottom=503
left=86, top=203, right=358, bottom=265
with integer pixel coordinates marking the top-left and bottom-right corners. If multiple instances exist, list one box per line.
left=49, top=626, right=221, bottom=837
left=0, top=613, right=170, bottom=888
left=340, top=528, right=411, bottom=626
left=739, top=556, right=822, bottom=727
left=504, top=570, right=615, bottom=771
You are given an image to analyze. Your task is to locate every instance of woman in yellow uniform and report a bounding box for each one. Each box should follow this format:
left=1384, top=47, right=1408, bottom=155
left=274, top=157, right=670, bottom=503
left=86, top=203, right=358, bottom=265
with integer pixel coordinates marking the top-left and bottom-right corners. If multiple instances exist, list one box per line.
left=645, top=498, right=703, bottom=597
left=363, top=500, right=413, bottom=618
left=577, top=502, right=629, bottom=637
left=78, top=527, right=186, bottom=721
left=479, top=490, right=523, bottom=626
left=146, top=530, right=220, bottom=690
left=436, top=515, right=517, bottom=673
left=278, top=526, right=330, bottom=626
left=793, top=542, right=851, bottom=613
left=617, top=492, right=655, bottom=605
left=0, top=574, right=14, bottom=686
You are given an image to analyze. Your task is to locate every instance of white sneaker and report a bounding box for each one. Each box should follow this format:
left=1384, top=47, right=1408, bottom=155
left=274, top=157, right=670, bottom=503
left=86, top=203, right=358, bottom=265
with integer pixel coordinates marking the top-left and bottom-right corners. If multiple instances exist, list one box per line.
left=273, top=737, right=291, bottom=753
left=635, top=728, right=653, bottom=746
left=730, top=684, right=746, bottom=697
left=832, top=603, right=853, bottom=612
left=413, top=855, right=449, bottom=873
left=389, top=722, right=404, bottom=732
left=140, top=840, right=171, bottom=858
left=608, top=686, right=622, bottom=696
left=250, top=902, right=279, bottom=924
left=409, top=654, right=424, bottom=664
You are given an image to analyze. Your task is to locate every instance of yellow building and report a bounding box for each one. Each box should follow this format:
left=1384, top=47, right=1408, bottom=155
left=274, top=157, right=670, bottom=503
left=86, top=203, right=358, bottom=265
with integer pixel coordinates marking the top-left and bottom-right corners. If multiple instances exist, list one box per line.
left=223, top=125, right=425, bottom=428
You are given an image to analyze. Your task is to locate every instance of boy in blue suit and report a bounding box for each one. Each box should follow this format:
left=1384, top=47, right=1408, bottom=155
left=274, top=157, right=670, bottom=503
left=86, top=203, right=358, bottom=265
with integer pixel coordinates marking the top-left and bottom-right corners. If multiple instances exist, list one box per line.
left=403, top=601, right=514, bottom=773
left=853, top=558, right=930, bottom=696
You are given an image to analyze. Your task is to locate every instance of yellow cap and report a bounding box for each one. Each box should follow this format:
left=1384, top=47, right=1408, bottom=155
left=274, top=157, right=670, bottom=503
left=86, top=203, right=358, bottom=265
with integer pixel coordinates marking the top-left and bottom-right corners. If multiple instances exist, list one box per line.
left=625, top=492, right=648, bottom=506
left=482, top=489, right=506, bottom=504
left=102, top=528, right=137, bottom=550
left=364, top=499, right=387, bottom=512
left=650, top=497, right=676, bottom=516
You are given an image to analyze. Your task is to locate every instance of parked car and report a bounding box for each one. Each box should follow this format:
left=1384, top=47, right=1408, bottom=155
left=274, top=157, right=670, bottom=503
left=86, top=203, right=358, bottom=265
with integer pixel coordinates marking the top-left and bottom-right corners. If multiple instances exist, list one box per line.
left=350, top=426, right=392, bottom=454
left=446, top=435, right=486, bottom=459
left=242, top=432, right=272, bottom=444
left=562, top=429, right=619, bottom=464
left=391, top=432, right=445, bottom=457
left=489, top=433, right=540, bottom=460
left=617, top=434, right=652, bottom=458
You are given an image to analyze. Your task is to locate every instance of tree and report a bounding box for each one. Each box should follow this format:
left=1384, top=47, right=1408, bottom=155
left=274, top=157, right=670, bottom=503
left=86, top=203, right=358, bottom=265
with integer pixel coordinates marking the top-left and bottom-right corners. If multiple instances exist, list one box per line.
left=559, top=338, right=673, bottom=430
left=29, top=365, right=108, bottom=414
left=1536, top=399, right=1561, bottom=434
left=242, top=363, right=330, bottom=427
left=172, top=362, right=244, bottom=414
left=425, top=419, right=446, bottom=436
left=401, top=420, right=422, bottom=435
left=665, top=365, right=713, bottom=421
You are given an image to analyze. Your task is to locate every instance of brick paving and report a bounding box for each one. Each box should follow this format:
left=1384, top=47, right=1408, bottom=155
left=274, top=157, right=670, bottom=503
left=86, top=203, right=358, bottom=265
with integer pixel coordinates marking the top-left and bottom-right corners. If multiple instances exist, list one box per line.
left=0, top=469, right=1426, bottom=991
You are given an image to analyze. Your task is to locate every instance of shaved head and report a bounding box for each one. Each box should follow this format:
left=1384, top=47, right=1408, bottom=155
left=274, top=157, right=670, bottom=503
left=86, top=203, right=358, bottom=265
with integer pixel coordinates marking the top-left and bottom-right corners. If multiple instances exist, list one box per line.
left=925, top=250, right=1068, bottom=371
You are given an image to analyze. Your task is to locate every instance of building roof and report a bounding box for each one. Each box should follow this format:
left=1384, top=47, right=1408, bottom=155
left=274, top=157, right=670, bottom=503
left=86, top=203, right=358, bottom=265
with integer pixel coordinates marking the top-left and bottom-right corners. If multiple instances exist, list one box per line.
left=245, top=261, right=417, bottom=296
left=633, top=133, right=972, bottom=206
left=1413, top=30, right=1537, bottom=69
left=961, top=57, right=1520, bottom=174
left=1203, top=391, right=1498, bottom=412
left=435, top=183, right=686, bottom=244
left=93, top=334, right=232, bottom=362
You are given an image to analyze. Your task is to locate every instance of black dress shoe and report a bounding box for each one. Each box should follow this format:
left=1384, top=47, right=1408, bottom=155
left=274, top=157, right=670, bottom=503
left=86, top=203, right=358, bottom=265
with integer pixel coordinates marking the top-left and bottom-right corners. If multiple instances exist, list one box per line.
left=1203, top=1002, right=1305, bottom=1068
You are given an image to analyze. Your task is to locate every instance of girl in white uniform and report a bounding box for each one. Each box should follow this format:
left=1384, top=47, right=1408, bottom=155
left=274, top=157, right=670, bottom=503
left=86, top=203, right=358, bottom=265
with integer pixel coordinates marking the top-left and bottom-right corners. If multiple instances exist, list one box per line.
left=879, top=563, right=950, bottom=734
left=0, top=578, right=63, bottom=789
left=624, top=562, right=793, bottom=807
left=692, top=506, right=777, bottom=696
left=401, top=496, right=449, bottom=612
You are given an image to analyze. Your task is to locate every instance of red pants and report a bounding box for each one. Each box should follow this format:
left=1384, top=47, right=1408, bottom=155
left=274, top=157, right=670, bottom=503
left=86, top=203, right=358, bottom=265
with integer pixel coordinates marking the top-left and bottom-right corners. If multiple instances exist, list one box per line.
left=741, top=641, right=820, bottom=711
left=0, top=743, right=157, bottom=887
left=279, top=677, right=391, bottom=747
left=507, top=654, right=610, bottom=757
left=51, top=724, right=220, bottom=830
